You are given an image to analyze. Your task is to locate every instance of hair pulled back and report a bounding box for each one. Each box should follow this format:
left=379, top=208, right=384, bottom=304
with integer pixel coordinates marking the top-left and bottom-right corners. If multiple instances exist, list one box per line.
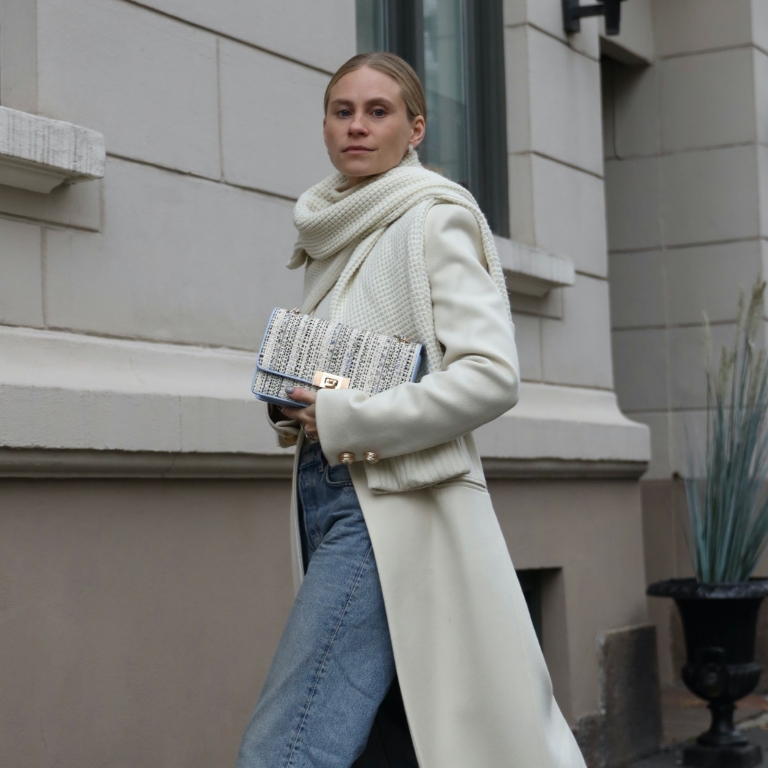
left=323, top=52, right=427, bottom=123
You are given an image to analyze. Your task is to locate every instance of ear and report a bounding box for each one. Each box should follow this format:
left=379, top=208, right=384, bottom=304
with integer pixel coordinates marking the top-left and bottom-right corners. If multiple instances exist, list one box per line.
left=409, top=115, right=426, bottom=149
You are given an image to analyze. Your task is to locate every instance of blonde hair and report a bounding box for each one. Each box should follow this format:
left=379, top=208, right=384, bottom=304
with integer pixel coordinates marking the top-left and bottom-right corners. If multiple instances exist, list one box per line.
left=323, top=53, right=427, bottom=123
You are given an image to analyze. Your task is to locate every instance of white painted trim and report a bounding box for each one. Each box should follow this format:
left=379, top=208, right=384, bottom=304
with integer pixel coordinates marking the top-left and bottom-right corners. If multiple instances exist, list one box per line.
left=494, top=235, right=576, bottom=297
left=0, top=107, right=105, bottom=193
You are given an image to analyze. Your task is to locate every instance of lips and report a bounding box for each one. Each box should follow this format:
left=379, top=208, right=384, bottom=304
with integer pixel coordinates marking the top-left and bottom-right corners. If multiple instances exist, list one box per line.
left=343, top=146, right=374, bottom=153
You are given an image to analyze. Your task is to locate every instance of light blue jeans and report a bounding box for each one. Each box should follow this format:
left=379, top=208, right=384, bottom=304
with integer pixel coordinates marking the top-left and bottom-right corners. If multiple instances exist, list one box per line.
left=236, top=441, right=418, bottom=768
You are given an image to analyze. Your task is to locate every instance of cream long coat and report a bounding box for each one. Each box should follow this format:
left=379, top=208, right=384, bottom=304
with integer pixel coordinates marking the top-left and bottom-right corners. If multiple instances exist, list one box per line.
left=274, top=204, right=586, bottom=768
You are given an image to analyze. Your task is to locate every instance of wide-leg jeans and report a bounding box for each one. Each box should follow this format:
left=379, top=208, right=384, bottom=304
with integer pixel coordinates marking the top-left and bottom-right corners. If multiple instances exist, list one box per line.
left=236, top=441, right=417, bottom=768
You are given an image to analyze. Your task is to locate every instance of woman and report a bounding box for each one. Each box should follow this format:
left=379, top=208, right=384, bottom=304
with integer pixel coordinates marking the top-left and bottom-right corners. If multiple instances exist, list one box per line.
left=237, top=53, right=586, bottom=768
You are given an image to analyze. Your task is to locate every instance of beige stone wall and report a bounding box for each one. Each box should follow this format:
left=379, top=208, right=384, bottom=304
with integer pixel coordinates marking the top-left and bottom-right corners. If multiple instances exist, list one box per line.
left=0, top=478, right=294, bottom=767
left=606, top=0, right=768, bottom=483
left=605, top=0, right=768, bottom=685
left=0, top=0, right=657, bottom=764
left=490, top=477, right=648, bottom=725
left=0, top=475, right=646, bottom=765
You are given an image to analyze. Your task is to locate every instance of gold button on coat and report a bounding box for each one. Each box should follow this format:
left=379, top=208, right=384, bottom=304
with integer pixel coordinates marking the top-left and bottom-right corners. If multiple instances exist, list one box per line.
left=338, top=452, right=355, bottom=465
left=363, top=451, right=380, bottom=464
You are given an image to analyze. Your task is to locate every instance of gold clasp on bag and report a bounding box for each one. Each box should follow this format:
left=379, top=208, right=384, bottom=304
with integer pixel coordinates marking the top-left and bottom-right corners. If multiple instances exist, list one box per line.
left=312, top=371, right=350, bottom=390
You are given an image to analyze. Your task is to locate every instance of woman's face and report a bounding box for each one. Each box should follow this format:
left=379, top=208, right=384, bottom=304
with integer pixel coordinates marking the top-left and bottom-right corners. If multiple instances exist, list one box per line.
left=323, top=66, right=425, bottom=185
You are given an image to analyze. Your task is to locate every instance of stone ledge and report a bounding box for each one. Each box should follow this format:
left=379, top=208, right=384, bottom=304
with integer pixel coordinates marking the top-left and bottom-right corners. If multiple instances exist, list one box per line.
left=494, top=235, right=576, bottom=297
left=0, top=107, right=105, bottom=193
left=0, top=449, right=648, bottom=480
left=0, top=326, right=650, bottom=476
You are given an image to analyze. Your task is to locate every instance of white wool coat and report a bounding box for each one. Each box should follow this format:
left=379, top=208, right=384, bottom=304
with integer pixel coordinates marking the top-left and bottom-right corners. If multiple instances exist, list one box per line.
left=273, top=203, right=586, bottom=768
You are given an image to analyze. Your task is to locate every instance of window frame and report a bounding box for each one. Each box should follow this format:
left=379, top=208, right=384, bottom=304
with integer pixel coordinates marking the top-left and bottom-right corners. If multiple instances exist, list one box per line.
left=356, top=0, right=509, bottom=237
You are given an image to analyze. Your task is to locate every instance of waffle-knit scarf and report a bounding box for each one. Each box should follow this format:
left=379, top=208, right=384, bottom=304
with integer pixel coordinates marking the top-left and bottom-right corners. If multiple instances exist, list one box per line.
left=289, top=147, right=511, bottom=322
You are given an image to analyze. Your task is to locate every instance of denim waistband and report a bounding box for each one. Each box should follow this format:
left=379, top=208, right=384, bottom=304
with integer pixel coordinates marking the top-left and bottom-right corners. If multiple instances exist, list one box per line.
left=299, top=440, right=324, bottom=467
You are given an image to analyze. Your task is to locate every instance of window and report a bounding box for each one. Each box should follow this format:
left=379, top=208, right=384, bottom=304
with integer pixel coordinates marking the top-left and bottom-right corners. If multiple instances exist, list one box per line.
left=356, top=0, right=510, bottom=237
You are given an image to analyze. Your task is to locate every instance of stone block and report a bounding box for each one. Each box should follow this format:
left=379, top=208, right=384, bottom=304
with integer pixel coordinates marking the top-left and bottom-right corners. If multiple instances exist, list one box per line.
left=760, top=145, right=768, bottom=236
left=219, top=40, right=332, bottom=200
left=0, top=479, right=293, bottom=768
left=510, top=27, right=603, bottom=177
left=0, top=324, right=283, bottom=457
left=509, top=284, right=564, bottom=321
left=503, top=0, right=600, bottom=60
left=669, top=409, right=709, bottom=478
left=0, top=106, right=105, bottom=193
left=611, top=328, right=668, bottom=412
left=631, top=411, right=671, bottom=480
left=135, top=0, right=356, bottom=73
left=528, top=155, right=608, bottom=277
left=508, top=153, right=536, bottom=246
left=660, top=145, right=760, bottom=247
left=497, top=237, right=575, bottom=296
left=660, top=48, right=757, bottom=152
left=652, top=0, right=753, bottom=56
left=504, top=26, right=531, bottom=154
left=756, top=50, right=768, bottom=147
left=0, top=217, right=43, bottom=327
left=0, top=177, right=100, bottom=231
left=512, top=313, right=542, bottom=381
left=668, top=323, right=736, bottom=410
left=604, top=157, right=661, bottom=252
left=610, top=61, right=660, bottom=158
left=601, top=63, right=616, bottom=161
left=541, top=274, right=613, bottom=388
left=597, top=624, right=662, bottom=765
left=665, top=239, right=763, bottom=325
left=599, top=0, right=655, bottom=65
left=44, top=157, right=299, bottom=348
left=608, top=250, right=665, bottom=329
left=37, top=0, right=220, bottom=178
left=0, top=0, right=38, bottom=114
left=477, top=381, right=650, bottom=464
left=754, top=0, right=768, bottom=54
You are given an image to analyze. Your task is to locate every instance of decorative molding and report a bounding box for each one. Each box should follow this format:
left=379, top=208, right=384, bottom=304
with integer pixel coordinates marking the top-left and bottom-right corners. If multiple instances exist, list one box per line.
left=494, top=235, right=576, bottom=297
left=0, top=106, right=105, bottom=193
left=0, top=326, right=650, bottom=477
left=483, top=458, right=648, bottom=480
left=0, top=448, right=295, bottom=479
left=0, top=448, right=646, bottom=480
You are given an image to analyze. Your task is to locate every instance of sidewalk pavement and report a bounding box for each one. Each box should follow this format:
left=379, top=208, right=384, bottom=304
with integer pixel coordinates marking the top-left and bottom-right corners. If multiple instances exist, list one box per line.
left=632, top=690, right=768, bottom=767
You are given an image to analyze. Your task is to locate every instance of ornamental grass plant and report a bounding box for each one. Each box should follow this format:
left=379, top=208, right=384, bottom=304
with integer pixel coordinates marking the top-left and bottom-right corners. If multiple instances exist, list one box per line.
left=684, top=280, right=768, bottom=583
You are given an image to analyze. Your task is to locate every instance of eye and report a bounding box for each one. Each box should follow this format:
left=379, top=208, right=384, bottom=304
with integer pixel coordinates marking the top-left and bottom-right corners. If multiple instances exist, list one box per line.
left=372, top=107, right=387, bottom=117
left=336, top=108, right=352, bottom=118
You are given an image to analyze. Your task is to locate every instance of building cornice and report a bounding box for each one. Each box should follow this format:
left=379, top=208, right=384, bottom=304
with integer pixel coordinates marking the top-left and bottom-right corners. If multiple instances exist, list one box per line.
left=0, top=326, right=650, bottom=478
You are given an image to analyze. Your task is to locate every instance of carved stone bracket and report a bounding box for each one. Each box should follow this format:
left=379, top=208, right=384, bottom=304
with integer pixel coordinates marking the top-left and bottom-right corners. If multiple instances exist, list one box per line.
left=0, top=106, right=105, bottom=193
left=494, top=235, right=576, bottom=297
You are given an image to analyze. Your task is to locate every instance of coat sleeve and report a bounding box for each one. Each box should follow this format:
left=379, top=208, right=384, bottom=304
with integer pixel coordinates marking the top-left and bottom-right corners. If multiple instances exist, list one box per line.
left=267, top=403, right=301, bottom=448
left=314, top=203, right=520, bottom=466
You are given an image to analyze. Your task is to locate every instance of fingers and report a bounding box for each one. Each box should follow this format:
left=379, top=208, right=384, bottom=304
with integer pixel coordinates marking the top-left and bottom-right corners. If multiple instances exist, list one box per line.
left=279, top=389, right=319, bottom=440
left=283, top=386, right=317, bottom=405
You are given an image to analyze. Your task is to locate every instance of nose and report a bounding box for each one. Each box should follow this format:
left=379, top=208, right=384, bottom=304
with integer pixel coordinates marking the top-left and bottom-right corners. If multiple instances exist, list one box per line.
left=348, top=111, right=368, bottom=135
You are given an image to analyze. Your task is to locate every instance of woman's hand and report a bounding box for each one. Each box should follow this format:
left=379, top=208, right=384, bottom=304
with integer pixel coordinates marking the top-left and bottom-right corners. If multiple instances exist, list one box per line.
left=280, top=387, right=319, bottom=441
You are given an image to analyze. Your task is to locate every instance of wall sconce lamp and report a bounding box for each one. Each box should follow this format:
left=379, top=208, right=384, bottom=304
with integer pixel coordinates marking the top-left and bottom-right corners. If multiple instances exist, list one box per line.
left=562, top=0, right=628, bottom=35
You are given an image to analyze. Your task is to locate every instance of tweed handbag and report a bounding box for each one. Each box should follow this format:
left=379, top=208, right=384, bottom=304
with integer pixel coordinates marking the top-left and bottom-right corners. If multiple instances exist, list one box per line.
left=252, top=307, right=424, bottom=408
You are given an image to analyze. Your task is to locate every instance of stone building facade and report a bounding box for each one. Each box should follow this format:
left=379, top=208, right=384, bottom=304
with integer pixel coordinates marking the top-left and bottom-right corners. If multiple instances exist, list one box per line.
left=0, top=1, right=763, bottom=766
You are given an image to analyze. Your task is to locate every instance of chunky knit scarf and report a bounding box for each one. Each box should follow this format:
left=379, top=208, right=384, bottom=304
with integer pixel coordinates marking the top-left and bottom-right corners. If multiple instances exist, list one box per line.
left=289, top=147, right=512, bottom=321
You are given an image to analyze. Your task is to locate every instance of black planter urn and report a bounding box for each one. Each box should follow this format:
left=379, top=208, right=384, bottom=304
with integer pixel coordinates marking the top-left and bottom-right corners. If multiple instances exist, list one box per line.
left=647, top=578, right=768, bottom=768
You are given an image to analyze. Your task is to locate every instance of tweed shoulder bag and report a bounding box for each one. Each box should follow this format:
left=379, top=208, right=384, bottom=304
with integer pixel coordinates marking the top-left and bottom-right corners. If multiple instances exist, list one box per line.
left=252, top=307, right=424, bottom=408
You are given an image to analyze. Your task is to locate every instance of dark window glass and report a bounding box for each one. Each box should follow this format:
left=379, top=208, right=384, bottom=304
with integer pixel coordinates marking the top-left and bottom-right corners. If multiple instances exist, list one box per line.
left=355, top=0, right=509, bottom=237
